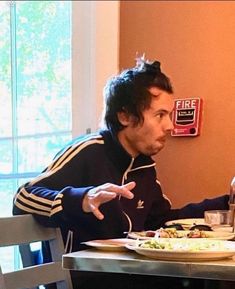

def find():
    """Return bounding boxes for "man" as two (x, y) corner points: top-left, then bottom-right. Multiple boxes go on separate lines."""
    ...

(13, 58), (228, 289)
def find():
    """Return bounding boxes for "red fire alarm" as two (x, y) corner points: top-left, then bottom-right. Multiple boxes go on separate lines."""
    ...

(171, 98), (203, 137)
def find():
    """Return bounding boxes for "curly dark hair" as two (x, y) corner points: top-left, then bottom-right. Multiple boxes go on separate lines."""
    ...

(103, 58), (173, 133)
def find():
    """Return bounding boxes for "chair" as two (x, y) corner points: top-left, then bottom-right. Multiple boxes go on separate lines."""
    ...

(0, 214), (73, 289)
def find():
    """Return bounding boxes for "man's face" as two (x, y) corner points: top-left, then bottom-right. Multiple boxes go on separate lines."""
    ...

(117, 87), (174, 157)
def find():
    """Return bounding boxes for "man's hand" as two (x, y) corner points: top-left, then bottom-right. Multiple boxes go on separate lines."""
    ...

(82, 182), (135, 220)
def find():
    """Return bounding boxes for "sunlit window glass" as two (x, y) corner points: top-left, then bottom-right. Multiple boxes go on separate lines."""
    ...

(0, 0), (72, 272)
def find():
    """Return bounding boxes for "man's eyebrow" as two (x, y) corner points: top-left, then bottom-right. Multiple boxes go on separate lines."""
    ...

(154, 108), (172, 114)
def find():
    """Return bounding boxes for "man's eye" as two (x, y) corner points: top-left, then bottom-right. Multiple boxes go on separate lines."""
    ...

(156, 113), (165, 119)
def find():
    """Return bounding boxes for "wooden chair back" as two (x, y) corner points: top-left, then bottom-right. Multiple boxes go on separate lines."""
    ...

(0, 214), (73, 289)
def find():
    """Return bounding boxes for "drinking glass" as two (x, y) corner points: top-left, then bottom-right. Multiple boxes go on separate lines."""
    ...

(204, 210), (232, 231)
(229, 176), (235, 232)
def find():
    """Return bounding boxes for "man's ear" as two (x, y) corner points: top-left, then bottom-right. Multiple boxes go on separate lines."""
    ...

(117, 111), (131, 126)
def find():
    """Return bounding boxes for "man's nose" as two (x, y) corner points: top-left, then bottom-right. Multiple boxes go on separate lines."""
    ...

(165, 116), (174, 132)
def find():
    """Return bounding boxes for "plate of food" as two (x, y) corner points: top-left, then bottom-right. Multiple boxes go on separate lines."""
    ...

(127, 228), (235, 241)
(125, 238), (235, 261)
(165, 218), (207, 230)
(82, 238), (135, 251)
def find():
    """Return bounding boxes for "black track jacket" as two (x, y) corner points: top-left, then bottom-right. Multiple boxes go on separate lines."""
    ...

(13, 129), (229, 252)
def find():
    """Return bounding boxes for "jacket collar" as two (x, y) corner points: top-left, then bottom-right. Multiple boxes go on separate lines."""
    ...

(99, 129), (155, 172)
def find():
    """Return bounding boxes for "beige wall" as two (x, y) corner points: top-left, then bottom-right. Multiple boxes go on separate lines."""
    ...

(72, 1), (119, 136)
(119, 1), (235, 208)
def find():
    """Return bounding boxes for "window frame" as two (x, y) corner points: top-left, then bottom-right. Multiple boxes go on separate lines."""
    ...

(72, 1), (119, 136)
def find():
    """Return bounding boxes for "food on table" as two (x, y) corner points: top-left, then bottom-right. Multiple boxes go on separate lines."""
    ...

(138, 238), (227, 251)
(157, 228), (184, 238)
(164, 223), (184, 230)
(131, 228), (209, 239)
(186, 229), (208, 238)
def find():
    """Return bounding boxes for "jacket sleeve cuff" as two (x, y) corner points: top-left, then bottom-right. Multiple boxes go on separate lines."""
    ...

(60, 186), (93, 218)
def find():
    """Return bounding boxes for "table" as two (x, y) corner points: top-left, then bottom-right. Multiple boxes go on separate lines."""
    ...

(62, 249), (235, 282)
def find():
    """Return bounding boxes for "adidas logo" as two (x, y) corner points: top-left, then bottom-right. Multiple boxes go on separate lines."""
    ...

(137, 199), (144, 209)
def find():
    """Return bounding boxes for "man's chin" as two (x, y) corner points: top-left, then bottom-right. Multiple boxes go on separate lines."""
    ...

(148, 146), (164, 157)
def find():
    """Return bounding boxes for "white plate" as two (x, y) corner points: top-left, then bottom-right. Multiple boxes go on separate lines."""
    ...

(212, 225), (234, 233)
(165, 218), (206, 229)
(82, 238), (135, 251)
(128, 230), (235, 241)
(126, 239), (235, 261)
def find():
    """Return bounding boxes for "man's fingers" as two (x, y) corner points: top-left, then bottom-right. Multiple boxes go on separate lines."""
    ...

(122, 181), (136, 198)
(100, 181), (135, 199)
(97, 191), (117, 203)
(84, 182), (136, 220)
(117, 182), (135, 199)
(90, 204), (104, 220)
(123, 181), (136, 190)
(88, 192), (116, 220)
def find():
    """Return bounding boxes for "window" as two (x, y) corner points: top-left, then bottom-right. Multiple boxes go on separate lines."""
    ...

(0, 0), (72, 216)
(0, 0), (119, 272)
(0, 0), (72, 271)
